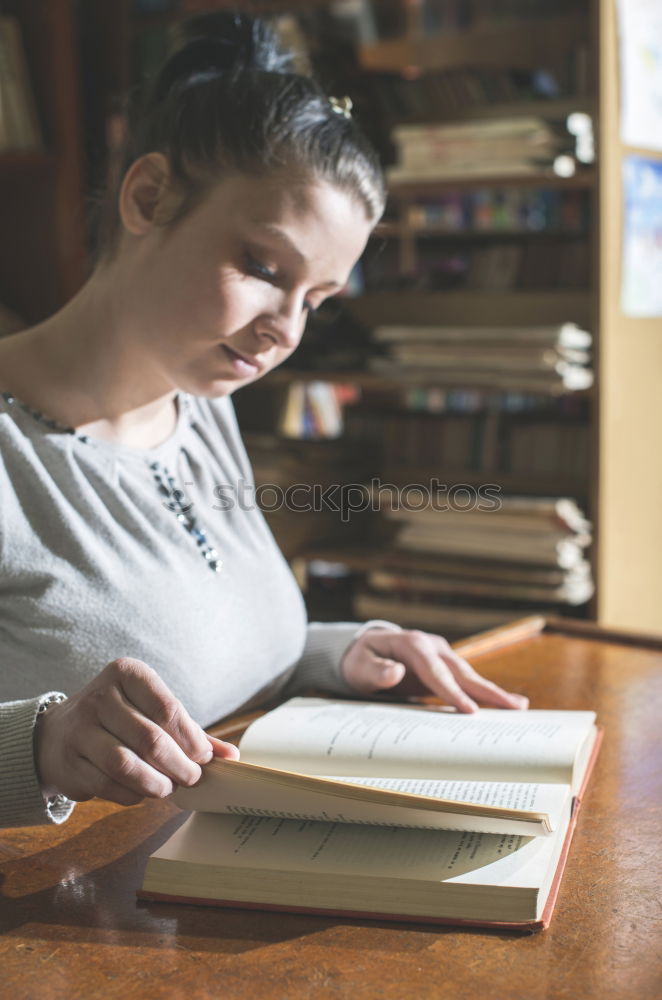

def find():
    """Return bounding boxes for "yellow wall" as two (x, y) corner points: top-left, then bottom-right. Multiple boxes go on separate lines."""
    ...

(597, 0), (662, 632)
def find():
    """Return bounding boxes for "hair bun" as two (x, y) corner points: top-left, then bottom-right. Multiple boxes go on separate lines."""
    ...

(152, 12), (296, 104)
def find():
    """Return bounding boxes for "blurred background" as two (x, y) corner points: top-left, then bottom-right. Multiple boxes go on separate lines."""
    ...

(1, 0), (660, 639)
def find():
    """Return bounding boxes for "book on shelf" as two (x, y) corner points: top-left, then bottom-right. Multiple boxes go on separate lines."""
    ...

(392, 524), (588, 569)
(365, 566), (592, 606)
(361, 494), (595, 619)
(368, 358), (593, 392)
(385, 345), (590, 369)
(378, 494), (591, 535)
(277, 380), (347, 439)
(140, 696), (601, 929)
(387, 116), (577, 184)
(383, 498), (591, 569)
(353, 593), (558, 633)
(464, 243), (523, 291)
(371, 323), (592, 349)
(392, 117), (567, 143)
(368, 322), (593, 390)
(387, 160), (560, 184)
(403, 187), (587, 235)
(0, 16), (44, 152)
(344, 400), (590, 487)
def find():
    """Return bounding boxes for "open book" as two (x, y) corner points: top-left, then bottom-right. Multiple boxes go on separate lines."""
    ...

(140, 698), (600, 929)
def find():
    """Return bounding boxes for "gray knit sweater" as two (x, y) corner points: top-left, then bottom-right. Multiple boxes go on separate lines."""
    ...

(0, 391), (394, 827)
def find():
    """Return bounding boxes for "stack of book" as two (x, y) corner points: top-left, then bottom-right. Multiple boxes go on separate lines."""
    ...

(387, 117), (573, 185)
(368, 323), (593, 393)
(354, 495), (593, 635)
(0, 16), (43, 152)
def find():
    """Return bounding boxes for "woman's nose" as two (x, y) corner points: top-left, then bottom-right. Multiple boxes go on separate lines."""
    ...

(256, 295), (306, 351)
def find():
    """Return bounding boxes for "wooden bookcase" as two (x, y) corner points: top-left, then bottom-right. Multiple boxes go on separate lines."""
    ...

(0, 0), (87, 323)
(232, 1), (602, 632)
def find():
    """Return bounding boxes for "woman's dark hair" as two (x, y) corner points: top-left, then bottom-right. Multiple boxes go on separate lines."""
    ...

(94, 11), (385, 262)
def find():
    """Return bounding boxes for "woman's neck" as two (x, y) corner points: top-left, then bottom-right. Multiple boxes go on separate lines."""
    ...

(0, 269), (179, 447)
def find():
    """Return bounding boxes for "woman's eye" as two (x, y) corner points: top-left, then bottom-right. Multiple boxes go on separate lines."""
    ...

(246, 252), (321, 315)
(246, 254), (276, 281)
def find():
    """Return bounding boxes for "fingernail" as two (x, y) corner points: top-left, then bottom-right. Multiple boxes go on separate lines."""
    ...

(200, 747), (213, 763)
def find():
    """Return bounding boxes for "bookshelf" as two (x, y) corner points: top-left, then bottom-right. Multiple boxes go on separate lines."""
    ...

(231, 0), (600, 636)
(359, 14), (589, 74)
(0, 0), (87, 323)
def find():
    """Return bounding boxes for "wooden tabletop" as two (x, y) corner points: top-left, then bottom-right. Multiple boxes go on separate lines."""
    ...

(1, 618), (661, 1000)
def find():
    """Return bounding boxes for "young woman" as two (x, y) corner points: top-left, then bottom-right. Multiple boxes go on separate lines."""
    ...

(0, 13), (527, 828)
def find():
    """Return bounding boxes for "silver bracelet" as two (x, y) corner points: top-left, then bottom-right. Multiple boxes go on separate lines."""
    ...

(36, 693), (75, 820)
(37, 691), (67, 714)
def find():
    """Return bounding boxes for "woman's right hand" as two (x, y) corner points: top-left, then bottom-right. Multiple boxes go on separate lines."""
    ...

(34, 657), (239, 806)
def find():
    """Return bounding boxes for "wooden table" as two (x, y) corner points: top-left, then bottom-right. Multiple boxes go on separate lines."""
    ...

(1, 618), (661, 1000)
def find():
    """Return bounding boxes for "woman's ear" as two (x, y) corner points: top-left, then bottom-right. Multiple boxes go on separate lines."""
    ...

(118, 152), (176, 237)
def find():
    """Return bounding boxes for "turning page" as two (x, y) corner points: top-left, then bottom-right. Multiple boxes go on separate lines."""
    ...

(171, 758), (571, 836)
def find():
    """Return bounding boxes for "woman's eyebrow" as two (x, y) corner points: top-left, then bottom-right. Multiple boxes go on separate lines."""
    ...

(248, 222), (343, 289)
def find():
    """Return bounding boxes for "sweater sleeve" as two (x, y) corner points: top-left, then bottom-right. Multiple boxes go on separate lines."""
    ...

(282, 619), (403, 698)
(0, 694), (75, 828)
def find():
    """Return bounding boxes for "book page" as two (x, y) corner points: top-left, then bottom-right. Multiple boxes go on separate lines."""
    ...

(154, 807), (568, 893)
(321, 776), (569, 830)
(239, 698), (596, 785)
(171, 760), (569, 837)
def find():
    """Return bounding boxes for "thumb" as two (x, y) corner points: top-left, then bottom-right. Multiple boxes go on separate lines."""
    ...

(207, 735), (241, 760)
(369, 657), (407, 691)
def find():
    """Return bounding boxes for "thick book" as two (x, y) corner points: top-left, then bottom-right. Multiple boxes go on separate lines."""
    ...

(140, 698), (600, 930)
(367, 357), (594, 392)
(365, 567), (594, 606)
(370, 323), (592, 349)
(353, 594), (555, 633)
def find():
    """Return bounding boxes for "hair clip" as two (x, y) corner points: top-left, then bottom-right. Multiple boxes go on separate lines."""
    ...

(329, 95), (353, 120)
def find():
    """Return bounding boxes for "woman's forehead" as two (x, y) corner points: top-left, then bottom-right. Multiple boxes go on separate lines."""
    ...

(201, 174), (371, 265)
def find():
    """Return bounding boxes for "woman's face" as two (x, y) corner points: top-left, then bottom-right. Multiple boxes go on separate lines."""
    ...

(120, 169), (373, 397)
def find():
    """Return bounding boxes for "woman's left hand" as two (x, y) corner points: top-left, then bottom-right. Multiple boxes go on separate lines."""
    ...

(341, 627), (529, 713)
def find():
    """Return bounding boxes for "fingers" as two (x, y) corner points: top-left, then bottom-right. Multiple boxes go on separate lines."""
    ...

(401, 632), (480, 712)
(93, 684), (207, 787)
(349, 655), (407, 695)
(343, 629), (529, 713)
(35, 658), (223, 808)
(208, 735), (241, 760)
(66, 754), (146, 807)
(431, 640), (529, 710)
(109, 658), (213, 765)
(82, 724), (178, 799)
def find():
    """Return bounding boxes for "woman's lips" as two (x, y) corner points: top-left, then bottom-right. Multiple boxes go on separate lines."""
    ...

(220, 344), (262, 376)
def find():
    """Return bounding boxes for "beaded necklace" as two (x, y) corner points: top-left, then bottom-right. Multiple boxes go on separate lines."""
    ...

(0, 391), (222, 573)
